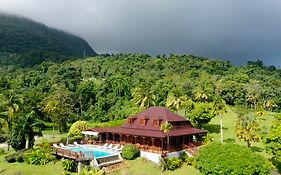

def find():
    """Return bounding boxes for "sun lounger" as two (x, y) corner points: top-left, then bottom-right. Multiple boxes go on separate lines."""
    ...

(59, 143), (67, 148)
(105, 144), (114, 150)
(117, 145), (124, 151)
(74, 142), (80, 146)
(68, 143), (75, 147)
(111, 144), (121, 151)
(53, 143), (60, 148)
(100, 143), (109, 149)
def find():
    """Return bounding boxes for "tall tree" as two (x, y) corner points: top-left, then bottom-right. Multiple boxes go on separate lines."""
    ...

(0, 90), (23, 150)
(22, 111), (43, 149)
(43, 85), (73, 133)
(0, 90), (23, 130)
(8, 112), (43, 150)
(166, 87), (188, 112)
(213, 98), (227, 143)
(160, 121), (173, 152)
(188, 102), (216, 128)
(235, 113), (261, 147)
(132, 82), (155, 109)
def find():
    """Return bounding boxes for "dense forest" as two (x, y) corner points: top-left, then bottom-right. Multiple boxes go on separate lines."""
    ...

(0, 13), (96, 67)
(0, 54), (280, 132)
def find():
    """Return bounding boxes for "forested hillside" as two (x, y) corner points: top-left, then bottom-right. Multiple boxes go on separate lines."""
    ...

(0, 54), (280, 132)
(0, 13), (96, 67)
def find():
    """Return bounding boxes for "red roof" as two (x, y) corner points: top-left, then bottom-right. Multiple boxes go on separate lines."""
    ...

(89, 126), (206, 138)
(122, 107), (190, 131)
(87, 107), (207, 138)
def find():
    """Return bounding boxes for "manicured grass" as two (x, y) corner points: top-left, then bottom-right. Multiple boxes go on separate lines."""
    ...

(110, 158), (199, 175)
(35, 130), (68, 145)
(0, 150), (67, 175)
(205, 108), (276, 158)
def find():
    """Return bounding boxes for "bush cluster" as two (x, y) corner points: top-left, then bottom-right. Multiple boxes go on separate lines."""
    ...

(196, 142), (271, 175)
(0, 148), (5, 155)
(4, 149), (30, 163)
(25, 146), (55, 165)
(160, 157), (182, 171)
(62, 159), (77, 172)
(80, 167), (105, 175)
(121, 144), (140, 160)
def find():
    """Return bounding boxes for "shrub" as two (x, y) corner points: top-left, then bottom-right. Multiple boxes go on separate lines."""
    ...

(68, 121), (88, 137)
(179, 152), (188, 162)
(196, 142), (271, 175)
(25, 146), (55, 165)
(4, 149), (31, 163)
(62, 171), (71, 175)
(186, 157), (195, 166)
(0, 148), (5, 155)
(5, 153), (16, 163)
(264, 123), (281, 163)
(121, 144), (140, 160)
(16, 156), (24, 163)
(160, 157), (182, 171)
(80, 167), (105, 175)
(62, 159), (77, 172)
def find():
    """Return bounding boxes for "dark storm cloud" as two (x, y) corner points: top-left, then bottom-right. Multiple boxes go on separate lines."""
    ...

(0, 0), (281, 66)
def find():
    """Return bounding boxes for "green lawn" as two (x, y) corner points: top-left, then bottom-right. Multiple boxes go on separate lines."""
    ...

(35, 129), (68, 145)
(110, 158), (199, 175)
(0, 151), (65, 175)
(205, 108), (276, 158)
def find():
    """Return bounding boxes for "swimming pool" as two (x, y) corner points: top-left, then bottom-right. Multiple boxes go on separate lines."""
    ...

(67, 146), (112, 158)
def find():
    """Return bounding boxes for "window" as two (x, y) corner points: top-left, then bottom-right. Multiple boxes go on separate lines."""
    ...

(140, 119), (147, 126)
(127, 117), (137, 124)
(153, 119), (160, 127)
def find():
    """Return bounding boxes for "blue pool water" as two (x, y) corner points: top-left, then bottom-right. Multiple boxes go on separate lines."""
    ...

(67, 146), (112, 158)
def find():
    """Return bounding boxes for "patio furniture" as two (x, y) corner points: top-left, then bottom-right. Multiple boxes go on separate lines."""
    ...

(74, 142), (80, 146)
(104, 144), (114, 150)
(117, 145), (124, 151)
(53, 143), (60, 148)
(111, 144), (120, 151)
(100, 143), (109, 149)
(59, 143), (67, 148)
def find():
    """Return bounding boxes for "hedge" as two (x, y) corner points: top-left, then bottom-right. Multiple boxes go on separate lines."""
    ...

(196, 142), (271, 175)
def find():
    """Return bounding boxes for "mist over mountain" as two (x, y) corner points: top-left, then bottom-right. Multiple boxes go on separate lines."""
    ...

(0, 13), (96, 67)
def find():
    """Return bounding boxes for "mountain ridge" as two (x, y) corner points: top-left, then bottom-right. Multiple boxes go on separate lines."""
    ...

(0, 13), (97, 67)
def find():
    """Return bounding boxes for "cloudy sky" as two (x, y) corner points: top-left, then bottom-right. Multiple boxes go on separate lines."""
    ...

(0, 0), (281, 66)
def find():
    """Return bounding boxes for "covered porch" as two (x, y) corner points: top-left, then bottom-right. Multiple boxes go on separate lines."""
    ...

(82, 130), (205, 153)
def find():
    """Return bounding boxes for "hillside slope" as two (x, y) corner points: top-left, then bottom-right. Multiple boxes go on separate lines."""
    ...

(0, 13), (96, 66)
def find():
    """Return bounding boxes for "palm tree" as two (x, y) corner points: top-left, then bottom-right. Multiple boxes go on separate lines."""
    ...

(0, 90), (23, 150)
(43, 85), (73, 134)
(132, 83), (155, 109)
(213, 98), (227, 143)
(264, 100), (277, 111)
(246, 93), (260, 109)
(0, 90), (23, 130)
(194, 86), (209, 102)
(43, 98), (62, 136)
(166, 87), (188, 113)
(22, 111), (43, 149)
(160, 121), (173, 152)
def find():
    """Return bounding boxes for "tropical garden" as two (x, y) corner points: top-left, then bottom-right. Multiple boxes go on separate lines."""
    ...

(0, 54), (280, 174)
